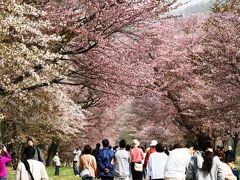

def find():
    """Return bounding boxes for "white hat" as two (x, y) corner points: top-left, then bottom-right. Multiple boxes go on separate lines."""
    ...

(133, 139), (140, 147)
(150, 140), (158, 146)
(227, 146), (232, 150)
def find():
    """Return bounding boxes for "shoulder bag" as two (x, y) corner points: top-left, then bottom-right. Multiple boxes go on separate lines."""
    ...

(23, 160), (35, 180)
(134, 162), (143, 172)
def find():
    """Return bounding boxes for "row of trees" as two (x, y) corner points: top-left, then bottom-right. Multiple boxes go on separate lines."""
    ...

(0, 0), (239, 164)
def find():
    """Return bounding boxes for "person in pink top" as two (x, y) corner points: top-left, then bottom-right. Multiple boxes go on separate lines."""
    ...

(0, 144), (12, 180)
(130, 139), (144, 180)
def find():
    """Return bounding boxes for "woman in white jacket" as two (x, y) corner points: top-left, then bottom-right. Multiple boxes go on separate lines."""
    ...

(195, 149), (224, 180)
(186, 140), (224, 180)
(16, 146), (49, 180)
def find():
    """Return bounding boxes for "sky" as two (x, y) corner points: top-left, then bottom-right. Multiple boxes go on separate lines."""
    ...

(179, 0), (211, 6)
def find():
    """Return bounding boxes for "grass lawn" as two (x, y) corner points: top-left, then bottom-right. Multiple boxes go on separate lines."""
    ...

(8, 166), (80, 180)
(7, 164), (240, 179)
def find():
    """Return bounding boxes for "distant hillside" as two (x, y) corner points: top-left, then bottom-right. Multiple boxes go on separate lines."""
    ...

(169, 0), (213, 16)
(182, 1), (213, 16)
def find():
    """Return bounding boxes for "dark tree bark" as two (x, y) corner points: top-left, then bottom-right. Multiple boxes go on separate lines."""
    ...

(233, 133), (239, 161)
(46, 139), (60, 166)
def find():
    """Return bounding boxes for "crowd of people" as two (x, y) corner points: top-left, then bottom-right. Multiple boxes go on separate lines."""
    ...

(73, 136), (239, 180)
(0, 135), (239, 180)
(0, 137), (48, 180)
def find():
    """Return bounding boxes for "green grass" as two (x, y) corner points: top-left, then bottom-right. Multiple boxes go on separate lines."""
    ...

(8, 166), (80, 180)
(7, 164), (240, 179)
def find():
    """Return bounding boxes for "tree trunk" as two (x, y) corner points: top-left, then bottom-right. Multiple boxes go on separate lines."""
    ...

(233, 133), (239, 161)
(46, 139), (60, 167)
(0, 119), (8, 143)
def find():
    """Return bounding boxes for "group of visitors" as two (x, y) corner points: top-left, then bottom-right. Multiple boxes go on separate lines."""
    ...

(77, 136), (239, 180)
(0, 137), (48, 180)
(0, 135), (239, 180)
(16, 137), (48, 180)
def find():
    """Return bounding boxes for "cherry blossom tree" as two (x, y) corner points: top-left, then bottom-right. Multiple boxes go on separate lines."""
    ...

(0, 0), (69, 97)
(29, 0), (183, 145)
(130, 94), (185, 145)
(5, 0), (240, 154)
(212, 0), (240, 13)
(34, 0), (182, 98)
(137, 15), (210, 136)
(77, 15), (210, 145)
(190, 9), (240, 153)
(0, 0), (85, 145)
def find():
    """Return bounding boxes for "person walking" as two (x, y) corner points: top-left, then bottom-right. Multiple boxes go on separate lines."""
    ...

(80, 145), (97, 180)
(191, 147), (223, 180)
(0, 145), (12, 180)
(164, 142), (196, 180)
(53, 152), (61, 176)
(92, 143), (101, 158)
(92, 143), (101, 178)
(16, 146), (48, 180)
(73, 147), (81, 176)
(143, 140), (157, 170)
(97, 139), (115, 180)
(130, 139), (144, 180)
(186, 139), (224, 180)
(114, 139), (131, 180)
(146, 143), (168, 180)
(140, 146), (146, 179)
(214, 151), (236, 180)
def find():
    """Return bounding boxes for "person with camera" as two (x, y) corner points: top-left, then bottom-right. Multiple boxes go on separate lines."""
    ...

(53, 152), (61, 176)
(0, 144), (12, 180)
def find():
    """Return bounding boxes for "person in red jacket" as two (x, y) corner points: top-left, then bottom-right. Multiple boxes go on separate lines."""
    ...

(143, 140), (157, 170)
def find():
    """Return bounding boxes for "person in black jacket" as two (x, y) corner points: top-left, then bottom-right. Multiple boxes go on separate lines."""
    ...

(225, 146), (235, 162)
(92, 143), (101, 178)
(25, 137), (46, 165)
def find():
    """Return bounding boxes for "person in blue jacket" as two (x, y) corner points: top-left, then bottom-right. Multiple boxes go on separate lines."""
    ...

(97, 139), (115, 180)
